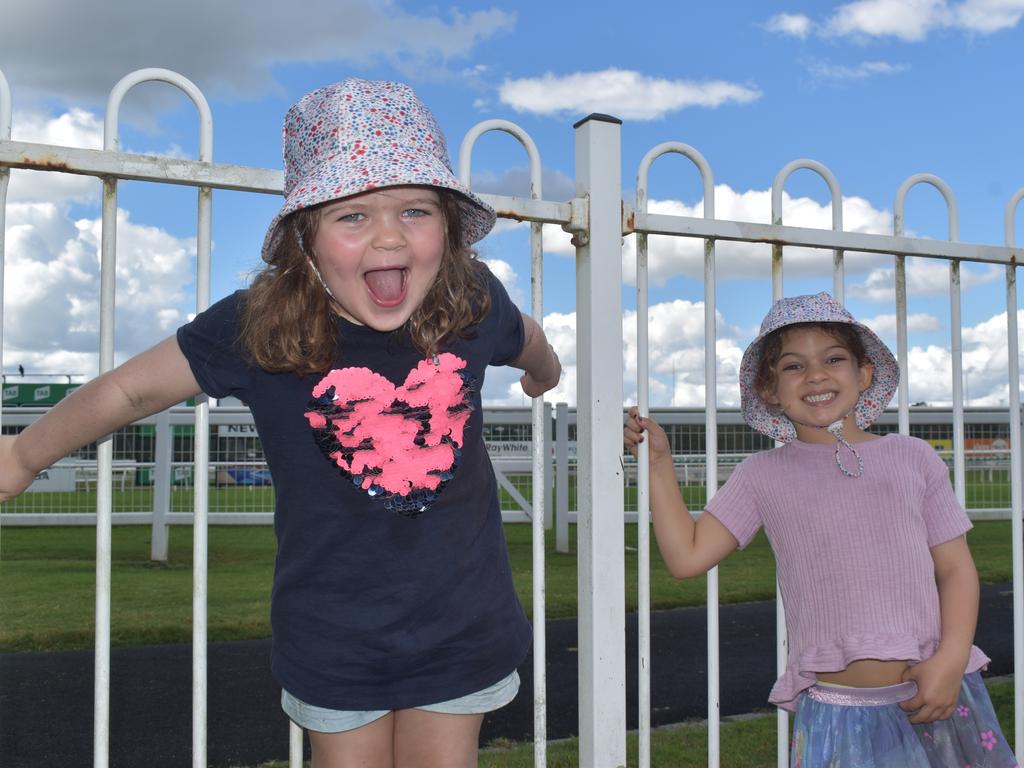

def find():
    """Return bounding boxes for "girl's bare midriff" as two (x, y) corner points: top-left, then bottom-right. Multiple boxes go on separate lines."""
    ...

(816, 659), (910, 687)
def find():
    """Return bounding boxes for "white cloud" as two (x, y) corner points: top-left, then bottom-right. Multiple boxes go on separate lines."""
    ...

(498, 69), (761, 121)
(6, 109), (105, 207)
(904, 310), (1024, 407)
(4, 206), (196, 377)
(623, 300), (746, 407)
(820, 0), (1024, 41)
(617, 186), (893, 284)
(765, 13), (814, 38)
(482, 257), (525, 307)
(538, 183), (897, 283)
(848, 260), (1001, 301)
(472, 166), (575, 202)
(825, 0), (947, 41)
(484, 309), (578, 406)
(805, 59), (910, 80)
(479, 301), (1023, 409)
(0, 0), (515, 112)
(2, 105), (203, 377)
(955, 0), (1024, 32)
(859, 312), (943, 336)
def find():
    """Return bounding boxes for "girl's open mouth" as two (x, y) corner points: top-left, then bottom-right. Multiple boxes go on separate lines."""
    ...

(364, 268), (408, 307)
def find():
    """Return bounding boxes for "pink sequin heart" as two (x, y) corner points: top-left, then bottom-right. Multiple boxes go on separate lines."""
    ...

(304, 353), (471, 515)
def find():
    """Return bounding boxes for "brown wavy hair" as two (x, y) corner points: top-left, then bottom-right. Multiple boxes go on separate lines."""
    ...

(239, 189), (491, 375)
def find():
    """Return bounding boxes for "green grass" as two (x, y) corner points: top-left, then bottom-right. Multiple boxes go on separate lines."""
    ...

(1, 520), (1016, 765)
(0, 526), (275, 651)
(0, 520), (1013, 652)
(1, 485), (276, 513)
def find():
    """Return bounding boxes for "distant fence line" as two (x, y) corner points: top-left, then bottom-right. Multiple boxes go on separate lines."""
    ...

(2, 403), (1018, 528)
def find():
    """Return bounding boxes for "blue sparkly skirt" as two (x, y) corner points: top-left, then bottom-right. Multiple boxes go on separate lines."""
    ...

(790, 672), (1017, 767)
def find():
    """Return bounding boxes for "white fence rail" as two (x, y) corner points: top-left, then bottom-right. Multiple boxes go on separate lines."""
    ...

(2, 66), (1022, 768)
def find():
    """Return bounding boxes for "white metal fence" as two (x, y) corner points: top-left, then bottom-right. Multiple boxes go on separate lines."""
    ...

(2, 404), (1017, 527)
(1, 67), (1022, 768)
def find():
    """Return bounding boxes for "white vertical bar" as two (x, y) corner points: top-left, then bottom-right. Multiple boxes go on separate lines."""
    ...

(1004, 189), (1023, 762)
(95, 172), (117, 768)
(574, 113), (625, 768)
(894, 175), (959, 435)
(703, 239), (721, 768)
(530, 219), (548, 768)
(895, 260), (910, 433)
(0, 68), (10, 442)
(192, 164), (214, 768)
(458, 117), (549, 763)
(104, 68), (214, 768)
(768, 262), (786, 768)
(289, 721), (304, 767)
(635, 224), (651, 768)
(150, 409), (172, 561)
(949, 261), (966, 506)
(1007, 264), (1023, 763)
(769, 160), (841, 767)
(556, 402), (569, 554)
(544, 401), (553, 532)
(769, 252), (786, 767)
(634, 142), (718, 767)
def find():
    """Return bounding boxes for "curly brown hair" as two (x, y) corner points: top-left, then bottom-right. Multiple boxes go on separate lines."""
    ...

(239, 189), (491, 375)
(753, 322), (868, 398)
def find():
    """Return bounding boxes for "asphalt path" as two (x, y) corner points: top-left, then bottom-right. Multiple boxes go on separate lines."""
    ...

(1, 583), (1013, 767)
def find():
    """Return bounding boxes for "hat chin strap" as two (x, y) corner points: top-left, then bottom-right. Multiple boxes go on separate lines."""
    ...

(782, 408), (864, 479)
(307, 257), (338, 301)
(297, 231), (340, 305)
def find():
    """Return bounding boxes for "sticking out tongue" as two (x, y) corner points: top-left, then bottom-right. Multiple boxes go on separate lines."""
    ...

(365, 269), (406, 305)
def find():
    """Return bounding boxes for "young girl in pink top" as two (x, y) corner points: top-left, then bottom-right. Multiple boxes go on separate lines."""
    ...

(624, 292), (1016, 767)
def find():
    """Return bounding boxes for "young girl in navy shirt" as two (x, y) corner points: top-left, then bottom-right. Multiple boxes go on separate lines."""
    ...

(0, 78), (560, 768)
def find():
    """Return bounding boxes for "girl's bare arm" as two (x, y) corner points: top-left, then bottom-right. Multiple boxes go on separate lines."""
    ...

(512, 313), (561, 398)
(624, 407), (738, 578)
(0, 336), (202, 501)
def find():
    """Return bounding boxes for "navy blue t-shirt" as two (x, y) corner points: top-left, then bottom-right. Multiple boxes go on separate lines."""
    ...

(177, 267), (532, 709)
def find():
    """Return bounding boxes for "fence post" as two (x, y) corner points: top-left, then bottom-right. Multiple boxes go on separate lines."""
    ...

(573, 113), (625, 768)
(543, 401), (553, 531)
(556, 402), (569, 553)
(151, 409), (173, 561)
(0, 69), (10, 443)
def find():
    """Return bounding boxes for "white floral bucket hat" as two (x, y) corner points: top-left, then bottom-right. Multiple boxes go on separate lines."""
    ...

(739, 292), (899, 448)
(261, 78), (496, 262)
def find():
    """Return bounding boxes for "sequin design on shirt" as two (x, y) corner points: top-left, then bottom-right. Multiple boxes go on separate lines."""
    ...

(304, 353), (473, 516)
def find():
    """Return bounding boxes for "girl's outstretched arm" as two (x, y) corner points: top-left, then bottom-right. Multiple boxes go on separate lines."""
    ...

(0, 336), (202, 501)
(513, 313), (561, 398)
(624, 407), (738, 579)
(899, 535), (979, 724)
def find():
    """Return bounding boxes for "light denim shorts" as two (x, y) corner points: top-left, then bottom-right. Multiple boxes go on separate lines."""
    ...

(281, 670), (520, 733)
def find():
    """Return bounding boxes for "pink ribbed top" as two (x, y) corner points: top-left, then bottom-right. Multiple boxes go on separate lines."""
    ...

(705, 433), (989, 711)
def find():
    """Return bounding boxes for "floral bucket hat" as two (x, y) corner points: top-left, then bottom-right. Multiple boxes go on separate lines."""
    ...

(261, 78), (496, 262)
(739, 291), (899, 445)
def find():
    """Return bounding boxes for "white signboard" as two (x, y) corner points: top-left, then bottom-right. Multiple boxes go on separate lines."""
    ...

(217, 424), (260, 438)
(485, 440), (578, 458)
(26, 466), (76, 492)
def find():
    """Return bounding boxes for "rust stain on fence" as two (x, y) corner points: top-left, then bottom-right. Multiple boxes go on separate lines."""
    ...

(20, 154), (73, 173)
(494, 207), (529, 223)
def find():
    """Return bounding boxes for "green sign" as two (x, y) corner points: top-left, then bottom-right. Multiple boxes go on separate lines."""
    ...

(2, 383), (81, 406)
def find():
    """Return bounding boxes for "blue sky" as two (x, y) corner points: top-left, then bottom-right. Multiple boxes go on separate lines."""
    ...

(2, 0), (1022, 408)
